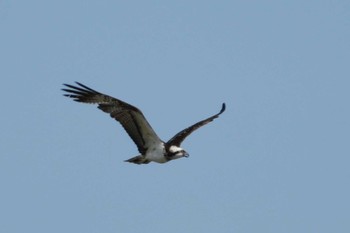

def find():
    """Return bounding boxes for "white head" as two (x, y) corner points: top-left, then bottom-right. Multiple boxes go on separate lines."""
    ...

(167, 145), (189, 160)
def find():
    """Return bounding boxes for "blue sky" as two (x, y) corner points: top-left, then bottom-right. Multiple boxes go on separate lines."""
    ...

(1, 1), (349, 232)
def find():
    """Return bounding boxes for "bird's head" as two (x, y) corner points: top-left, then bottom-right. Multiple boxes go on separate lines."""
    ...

(167, 145), (189, 160)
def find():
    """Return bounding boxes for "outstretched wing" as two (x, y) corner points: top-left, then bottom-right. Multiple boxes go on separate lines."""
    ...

(167, 103), (226, 146)
(62, 82), (162, 154)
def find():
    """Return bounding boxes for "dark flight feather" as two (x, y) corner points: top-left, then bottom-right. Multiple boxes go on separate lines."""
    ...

(62, 82), (161, 154)
(167, 103), (226, 146)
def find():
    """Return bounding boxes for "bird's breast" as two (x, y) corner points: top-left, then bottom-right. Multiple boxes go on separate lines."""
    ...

(145, 143), (167, 163)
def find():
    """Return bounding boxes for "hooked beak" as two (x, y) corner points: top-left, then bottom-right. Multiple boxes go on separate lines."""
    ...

(184, 152), (189, 158)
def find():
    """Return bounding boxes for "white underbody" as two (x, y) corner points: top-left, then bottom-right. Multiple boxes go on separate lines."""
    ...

(145, 142), (167, 163)
(144, 142), (184, 163)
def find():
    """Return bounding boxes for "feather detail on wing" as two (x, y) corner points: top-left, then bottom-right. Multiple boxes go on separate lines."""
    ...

(62, 82), (162, 154)
(167, 103), (226, 146)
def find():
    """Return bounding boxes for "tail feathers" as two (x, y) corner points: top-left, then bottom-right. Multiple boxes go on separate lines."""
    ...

(125, 155), (150, 165)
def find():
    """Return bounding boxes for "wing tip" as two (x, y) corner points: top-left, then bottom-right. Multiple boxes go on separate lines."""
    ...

(219, 102), (226, 114)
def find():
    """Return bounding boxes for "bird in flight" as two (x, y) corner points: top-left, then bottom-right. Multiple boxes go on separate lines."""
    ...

(62, 82), (226, 164)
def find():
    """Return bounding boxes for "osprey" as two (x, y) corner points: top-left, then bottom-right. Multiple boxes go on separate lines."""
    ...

(62, 82), (226, 164)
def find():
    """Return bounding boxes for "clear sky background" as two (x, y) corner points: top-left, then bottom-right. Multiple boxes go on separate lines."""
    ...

(1, 1), (349, 232)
